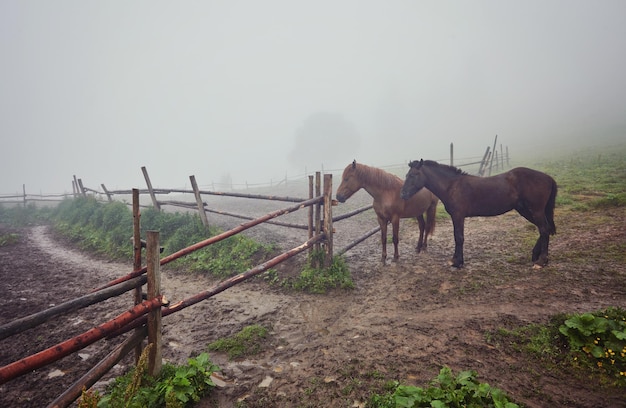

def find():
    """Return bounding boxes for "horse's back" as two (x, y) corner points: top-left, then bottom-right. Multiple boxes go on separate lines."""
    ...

(509, 167), (556, 191)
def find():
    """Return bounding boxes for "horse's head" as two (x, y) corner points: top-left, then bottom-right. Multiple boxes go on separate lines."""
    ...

(400, 159), (426, 200)
(336, 160), (362, 202)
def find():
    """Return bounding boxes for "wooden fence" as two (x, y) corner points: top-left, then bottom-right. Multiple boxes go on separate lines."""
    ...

(0, 174), (334, 407)
(0, 140), (511, 406)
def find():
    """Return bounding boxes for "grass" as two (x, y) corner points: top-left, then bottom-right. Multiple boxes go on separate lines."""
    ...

(284, 250), (354, 293)
(530, 148), (626, 211)
(0, 232), (20, 247)
(207, 324), (269, 359)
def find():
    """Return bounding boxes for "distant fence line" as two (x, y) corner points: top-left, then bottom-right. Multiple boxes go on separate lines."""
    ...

(0, 137), (509, 206)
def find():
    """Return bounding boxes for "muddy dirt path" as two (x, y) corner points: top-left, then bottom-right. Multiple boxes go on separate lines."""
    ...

(1, 200), (625, 407)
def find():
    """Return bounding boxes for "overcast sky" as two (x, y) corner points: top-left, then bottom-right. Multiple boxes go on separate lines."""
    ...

(1, 1), (625, 194)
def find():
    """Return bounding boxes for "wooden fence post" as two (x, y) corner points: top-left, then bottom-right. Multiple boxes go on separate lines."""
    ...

(450, 142), (454, 166)
(314, 172), (322, 267)
(77, 179), (87, 197)
(308, 175), (314, 258)
(141, 166), (161, 211)
(189, 175), (209, 228)
(478, 147), (490, 176)
(488, 134), (498, 176)
(101, 184), (113, 202)
(323, 174), (333, 268)
(22, 184), (26, 208)
(73, 175), (79, 197)
(132, 189), (143, 363)
(146, 230), (162, 376)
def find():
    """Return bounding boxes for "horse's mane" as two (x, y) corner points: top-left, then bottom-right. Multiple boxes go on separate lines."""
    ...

(411, 159), (468, 176)
(355, 163), (402, 188)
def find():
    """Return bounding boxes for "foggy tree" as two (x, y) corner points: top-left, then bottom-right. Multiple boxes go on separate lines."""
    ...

(288, 112), (360, 171)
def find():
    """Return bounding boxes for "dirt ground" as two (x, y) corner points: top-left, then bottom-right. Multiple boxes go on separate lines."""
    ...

(1, 186), (625, 407)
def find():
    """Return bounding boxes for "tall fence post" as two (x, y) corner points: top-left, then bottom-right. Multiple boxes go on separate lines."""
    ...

(132, 189), (143, 363)
(450, 142), (454, 166)
(101, 184), (113, 202)
(73, 175), (79, 198)
(190, 175), (209, 227)
(488, 134), (498, 176)
(308, 175), (314, 258)
(323, 174), (333, 268)
(478, 147), (490, 176)
(314, 172), (322, 268)
(77, 179), (86, 197)
(146, 230), (162, 376)
(142, 166), (161, 211)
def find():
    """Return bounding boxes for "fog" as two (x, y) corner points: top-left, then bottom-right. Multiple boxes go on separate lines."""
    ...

(1, 1), (625, 194)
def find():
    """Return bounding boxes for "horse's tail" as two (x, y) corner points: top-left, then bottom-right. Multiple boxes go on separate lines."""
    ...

(546, 178), (557, 235)
(425, 195), (438, 236)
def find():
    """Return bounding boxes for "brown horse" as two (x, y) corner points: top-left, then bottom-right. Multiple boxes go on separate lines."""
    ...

(336, 160), (439, 264)
(400, 159), (557, 268)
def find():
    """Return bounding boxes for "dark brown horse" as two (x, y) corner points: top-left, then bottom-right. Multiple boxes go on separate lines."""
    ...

(400, 159), (557, 268)
(336, 160), (439, 264)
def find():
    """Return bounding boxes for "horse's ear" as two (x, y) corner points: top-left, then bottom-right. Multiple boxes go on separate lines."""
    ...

(352, 159), (356, 169)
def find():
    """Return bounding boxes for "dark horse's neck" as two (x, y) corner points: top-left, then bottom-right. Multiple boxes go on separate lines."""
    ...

(421, 161), (466, 197)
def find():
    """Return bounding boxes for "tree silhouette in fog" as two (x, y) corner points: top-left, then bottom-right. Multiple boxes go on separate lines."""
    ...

(289, 112), (360, 171)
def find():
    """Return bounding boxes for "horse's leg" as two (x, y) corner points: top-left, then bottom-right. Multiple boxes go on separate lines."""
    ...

(518, 206), (551, 267)
(415, 215), (426, 253)
(450, 215), (465, 267)
(391, 216), (400, 261)
(379, 217), (388, 265)
(533, 225), (551, 267)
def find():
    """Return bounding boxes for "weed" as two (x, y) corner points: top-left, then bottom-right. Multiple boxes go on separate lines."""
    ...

(369, 366), (519, 408)
(89, 351), (219, 408)
(207, 324), (269, 359)
(287, 250), (354, 293)
(559, 307), (626, 385)
(0, 232), (19, 247)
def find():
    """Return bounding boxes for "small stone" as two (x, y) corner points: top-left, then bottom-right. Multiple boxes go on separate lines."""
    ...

(258, 376), (273, 388)
(48, 369), (65, 378)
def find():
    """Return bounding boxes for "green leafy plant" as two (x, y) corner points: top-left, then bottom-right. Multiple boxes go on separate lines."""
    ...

(94, 351), (219, 408)
(288, 250), (354, 293)
(207, 324), (269, 359)
(369, 366), (519, 408)
(559, 307), (626, 385)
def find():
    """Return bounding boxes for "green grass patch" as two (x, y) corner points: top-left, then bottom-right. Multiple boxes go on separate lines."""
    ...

(50, 197), (273, 277)
(532, 148), (626, 211)
(0, 232), (20, 247)
(207, 324), (269, 360)
(0, 203), (53, 226)
(285, 250), (354, 293)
